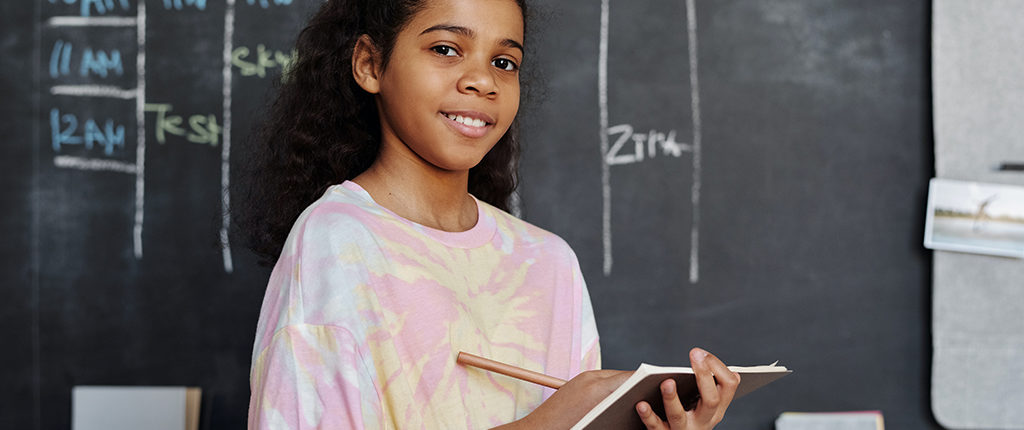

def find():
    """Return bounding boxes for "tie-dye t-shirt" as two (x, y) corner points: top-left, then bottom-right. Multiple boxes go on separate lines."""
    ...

(248, 181), (602, 429)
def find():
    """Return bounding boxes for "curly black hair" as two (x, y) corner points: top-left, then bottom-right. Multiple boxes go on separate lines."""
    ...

(237, 0), (528, 265)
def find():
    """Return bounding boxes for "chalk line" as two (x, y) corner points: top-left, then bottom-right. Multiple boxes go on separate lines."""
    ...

(133, 1), (146, 259)
(54, 155), (137, 173)
(221, 0), (235, 273)
(50, 85), (137, 99)
(599, 0), (612, 276)
(686, 0), (702, 284)
(46, 16), (138, 27)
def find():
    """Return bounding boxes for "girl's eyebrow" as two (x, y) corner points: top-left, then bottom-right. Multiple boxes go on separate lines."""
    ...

(419, 24), (524, 53)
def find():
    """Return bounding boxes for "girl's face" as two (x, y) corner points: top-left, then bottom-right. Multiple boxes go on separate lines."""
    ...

(368, 0), (524, 173)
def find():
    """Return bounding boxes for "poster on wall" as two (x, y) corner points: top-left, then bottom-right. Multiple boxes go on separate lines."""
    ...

(925, 178), (1024, 259)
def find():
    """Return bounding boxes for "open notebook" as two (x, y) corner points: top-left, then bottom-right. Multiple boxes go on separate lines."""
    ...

(571, 362), (791, 429)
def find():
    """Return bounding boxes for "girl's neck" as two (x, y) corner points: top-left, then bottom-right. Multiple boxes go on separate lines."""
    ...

(353, 147), (479, 233)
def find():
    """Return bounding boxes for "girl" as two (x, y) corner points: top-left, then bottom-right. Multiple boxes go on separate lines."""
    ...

(242, 0), (740, 428)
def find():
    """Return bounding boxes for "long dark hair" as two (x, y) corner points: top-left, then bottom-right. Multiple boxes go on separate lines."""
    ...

(237, 0), (528, 265)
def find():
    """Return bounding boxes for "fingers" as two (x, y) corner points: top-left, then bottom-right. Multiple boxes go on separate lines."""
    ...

(690, 348), (719, 425)
(690, 347), (741, 426)
(705, 354), (740, 422)
(635, 401), (667, 430)
(633, 348), (741, 429)
(660, 379), (688, 428)
(636, 379), (686, 430)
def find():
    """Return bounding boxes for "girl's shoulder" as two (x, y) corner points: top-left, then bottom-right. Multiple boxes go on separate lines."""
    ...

(476, 199), (578, 259)
(280, 182), (389, 250)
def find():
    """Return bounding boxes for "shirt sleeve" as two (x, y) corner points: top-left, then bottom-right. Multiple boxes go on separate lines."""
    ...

(249, 205), (385, 430)
(579, 274), (602, 371)
(248, 324), (382, 430)
(568, 246), (602, 372)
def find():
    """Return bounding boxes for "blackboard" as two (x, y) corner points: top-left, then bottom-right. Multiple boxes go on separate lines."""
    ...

(2, 0), (939, 428)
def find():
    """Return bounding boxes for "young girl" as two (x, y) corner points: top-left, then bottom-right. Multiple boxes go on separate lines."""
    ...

(242, 0), (740, 428)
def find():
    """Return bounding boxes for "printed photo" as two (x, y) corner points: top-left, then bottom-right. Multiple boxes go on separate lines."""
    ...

(925, 178), (1024, 258)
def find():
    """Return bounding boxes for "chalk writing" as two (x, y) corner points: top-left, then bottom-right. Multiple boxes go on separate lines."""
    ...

(605, 124), (691, 166)
(232, 44), (295, 78)
(43, 0), (237, 269)
(161, 0), (206, 10)
(597, 0), (704, 282)
(49, 0), (131, 17)
(50, 108), (127, 155)
(144, 103), (222, 146)
(245, 0), (293, 8)
(49, 40), (72, 78)
(50, 40), (125, 78)
(81, 47), (123, 77)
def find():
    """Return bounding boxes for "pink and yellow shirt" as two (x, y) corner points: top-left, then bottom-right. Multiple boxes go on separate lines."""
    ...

(249, 181), (601, 429)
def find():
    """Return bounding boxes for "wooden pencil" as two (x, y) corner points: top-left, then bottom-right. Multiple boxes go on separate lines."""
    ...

(456, 351), (568, 389)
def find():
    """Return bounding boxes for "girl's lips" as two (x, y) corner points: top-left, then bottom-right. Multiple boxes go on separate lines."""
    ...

(439, 112), (493, 138)
(442, 110), (496, 124)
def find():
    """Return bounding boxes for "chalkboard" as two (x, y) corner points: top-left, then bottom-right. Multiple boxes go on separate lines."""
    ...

(2, 0), (939, 428)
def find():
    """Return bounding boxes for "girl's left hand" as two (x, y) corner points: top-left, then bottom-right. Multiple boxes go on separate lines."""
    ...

(634, 347), (740, 429)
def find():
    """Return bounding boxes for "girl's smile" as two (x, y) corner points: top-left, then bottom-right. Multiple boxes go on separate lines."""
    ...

(440, 110), (495, 138)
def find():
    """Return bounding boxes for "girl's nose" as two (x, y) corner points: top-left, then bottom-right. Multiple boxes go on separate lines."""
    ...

(457, 62), (498, 97)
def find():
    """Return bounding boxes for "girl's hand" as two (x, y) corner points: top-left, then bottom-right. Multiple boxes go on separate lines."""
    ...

(635, 348), (740, 429)
(494, 369), (633, 429)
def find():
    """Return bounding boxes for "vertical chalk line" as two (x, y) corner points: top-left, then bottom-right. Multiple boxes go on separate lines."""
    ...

(133, 1), (146, 259)
(220, 0), (235, 273)
(599, 0), (612, 276)
(686, 0), (702, 284)
(32, 1), (42, 428)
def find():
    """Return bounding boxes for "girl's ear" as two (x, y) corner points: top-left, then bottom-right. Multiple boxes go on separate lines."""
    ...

(352, 35), (382, 94)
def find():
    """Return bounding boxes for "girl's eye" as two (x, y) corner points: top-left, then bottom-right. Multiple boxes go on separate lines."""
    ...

(492, 58), (518, 72)
(431, 45), (458, 57)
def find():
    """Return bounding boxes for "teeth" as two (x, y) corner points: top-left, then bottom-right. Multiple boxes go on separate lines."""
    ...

(444, 113), (487, 128)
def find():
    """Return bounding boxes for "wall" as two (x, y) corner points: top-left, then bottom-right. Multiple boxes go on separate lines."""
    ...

(2, 1), (938, 428)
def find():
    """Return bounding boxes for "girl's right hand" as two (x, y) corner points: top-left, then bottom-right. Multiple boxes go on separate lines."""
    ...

(493, 369), (633, 429)
(633, 348), (740, 430)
